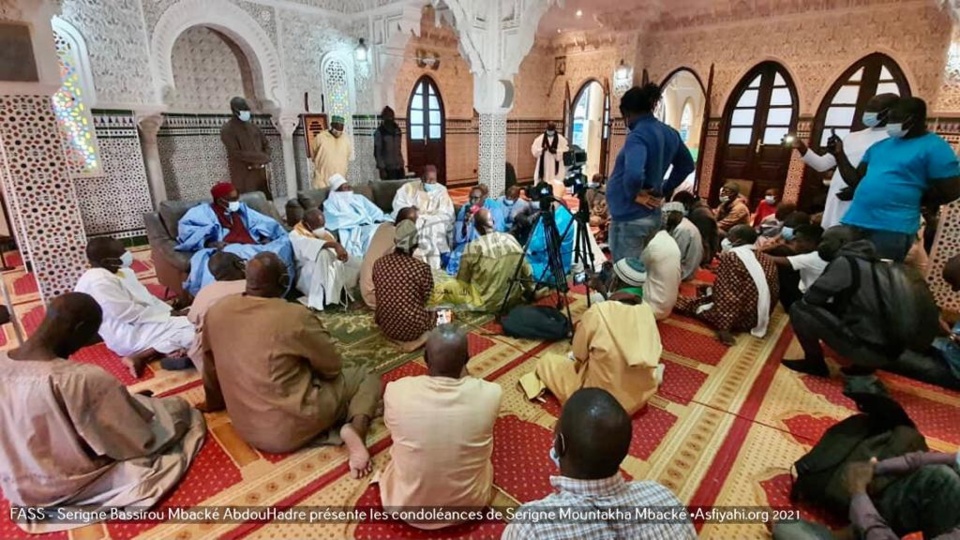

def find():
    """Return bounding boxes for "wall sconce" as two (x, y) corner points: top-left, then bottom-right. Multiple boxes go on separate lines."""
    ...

(416, 49), (441, 70)
(614, 59), (631, 82)
(355, 38), (369, 62)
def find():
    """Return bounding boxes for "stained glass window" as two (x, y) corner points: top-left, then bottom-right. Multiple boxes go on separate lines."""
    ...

(52, 30), (101, 176)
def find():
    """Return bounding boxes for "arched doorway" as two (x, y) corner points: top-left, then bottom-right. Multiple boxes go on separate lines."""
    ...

(659, 68), (707, 192)
(406, 75), (447, 184)
(569, 79), (609, 180)
(799, 53), (911, 206)
(169, 25), (258, 112)
(716, 62), (798, 207)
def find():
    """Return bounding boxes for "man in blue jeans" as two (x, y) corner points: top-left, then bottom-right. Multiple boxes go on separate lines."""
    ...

(836, 97), (960, 261)
(606, 84), (695, 264)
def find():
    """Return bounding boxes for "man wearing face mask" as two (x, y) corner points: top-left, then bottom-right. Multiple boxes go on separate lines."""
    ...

(498, 185), (532, 231)
(663, 201), (703, 282)
(532, 121), (569, 198)
(391, 165), (455, 269)
(311, 115), (354, 189)
(446, 186), (505, 275)
(676, 225), (780, 345)
(290, 208), (360, 311)
(176, 182), (293, 296)
(715, 182), (751, 235)
(219, 96), (273, 199)
(502, 388), (695, 540)
(836, 97), (960, 262)
(793, 94), (899, 229)
(75, 237), (195, 377)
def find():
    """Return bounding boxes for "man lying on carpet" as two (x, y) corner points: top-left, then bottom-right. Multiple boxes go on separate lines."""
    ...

(533, 277), (663, 415)
(774, 452), (960, 539)
(200, 252), (380, 478)
(377, 325), (501, 530)
(0, 293), (205, 534)
(502, 388), (696, 540)
(372, 219), (436, 352)
(76, 237), (195, 377)
(187, 251), (246, 371)
(782, 227), (958, 393)
(290, 208), (360, 311)
(176, 182), (293, 296)
(675, 224), (780, 345)
(360, 206), (418, 309)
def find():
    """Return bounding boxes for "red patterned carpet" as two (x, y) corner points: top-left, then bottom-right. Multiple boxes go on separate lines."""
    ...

(0, 251), (957, 539)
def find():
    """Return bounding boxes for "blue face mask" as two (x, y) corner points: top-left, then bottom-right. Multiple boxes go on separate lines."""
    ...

(862, 112), (880, 128)
(238, 110), (251, 122)
(502, 198), (516, 207)
(781, 226), (795, 242)
(886, 123), (907, 139)
(423, 182), (438, 193)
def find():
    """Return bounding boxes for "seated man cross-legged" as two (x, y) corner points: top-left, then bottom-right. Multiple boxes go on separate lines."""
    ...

(176, 182), (293, 296)
(186, 251), (247, 371)
(372, 219), (436, 351)
(75, 237), (195, 377)
(323, 173), (390, 258)
(456, 208), (533, 312)
(290, 208), (360, 310)
(360, 206), (418, 309)
(378, 325), (502, 529)
(201, 252), (380, 477)
(502, 388), (695, 539)
(676, 224), (780, 345)
(390, 164), (455, 269)
(0, 293), (206, 534)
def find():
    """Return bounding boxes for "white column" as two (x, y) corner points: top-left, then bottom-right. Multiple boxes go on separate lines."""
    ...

(272, 113), (300, 202)
(134, 112), (168, 208)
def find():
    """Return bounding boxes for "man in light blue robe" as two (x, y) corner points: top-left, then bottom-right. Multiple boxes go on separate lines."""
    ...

(526, 202), (576, 286)
(322, 174), (390, 258)
(176, 182), (293, 296)
(445, 186), (505, 275)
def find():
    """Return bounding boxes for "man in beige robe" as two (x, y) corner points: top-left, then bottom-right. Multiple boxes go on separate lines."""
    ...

(187, 251), (247, 371)
(360, 207), (418, 309)
(378, 325), (501, 529)
(535, 292), (662, 415)
(311, 115), (354, 188)
(0, 293), (205, 533)
(290, 208), (360, 310)
(390, 165), (455, 269)
(201, 252), (380, 478)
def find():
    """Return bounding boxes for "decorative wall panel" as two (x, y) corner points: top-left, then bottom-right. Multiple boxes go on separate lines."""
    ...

(73, 112), (153, 239)
(276, 9), (355, 115)
(350, 115), (379, 184)
(0, 95), (88, 300)
(158, 114), (286, 201)
(169, 25), (257, 112)
(478, 113), (508, 196)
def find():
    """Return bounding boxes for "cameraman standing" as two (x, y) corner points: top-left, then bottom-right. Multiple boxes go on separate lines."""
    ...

(791, 93), (898, 229)
(606, 84), (694, 264)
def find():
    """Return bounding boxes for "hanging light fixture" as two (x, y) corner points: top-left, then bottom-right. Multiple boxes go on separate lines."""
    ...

(614, 59), (630, 82)
(355, 38), (369, 62)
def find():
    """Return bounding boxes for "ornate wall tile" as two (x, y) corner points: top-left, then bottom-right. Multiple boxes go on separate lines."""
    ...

(276, 9), (355, 115)
(60, 0), (154, 105)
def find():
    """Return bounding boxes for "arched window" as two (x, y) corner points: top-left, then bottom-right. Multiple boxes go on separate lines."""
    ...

(51, 19), (101, 176)
(680, 100), (694, 143)
(321, 55), (354, 120)
(406, 76), (446, 183)
(812, 53), (910, 147)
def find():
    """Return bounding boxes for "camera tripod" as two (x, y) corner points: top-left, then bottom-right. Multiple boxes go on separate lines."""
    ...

(497, 192), (597, 339)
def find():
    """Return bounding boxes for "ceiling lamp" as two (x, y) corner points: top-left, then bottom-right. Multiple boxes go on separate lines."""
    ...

(615, 59), (631, 82)
(355, 38), (369, 62)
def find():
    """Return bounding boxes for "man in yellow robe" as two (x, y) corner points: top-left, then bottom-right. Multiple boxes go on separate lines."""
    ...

(535, 292), (663, 415)
(311, 115), (354, 188)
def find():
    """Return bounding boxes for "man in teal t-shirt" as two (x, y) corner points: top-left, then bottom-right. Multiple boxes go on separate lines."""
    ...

(836, 97), (960, 261)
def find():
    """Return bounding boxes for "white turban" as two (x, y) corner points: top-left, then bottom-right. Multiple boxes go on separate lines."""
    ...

(328, 174), (348, 192)
(662, 202), (687, 215)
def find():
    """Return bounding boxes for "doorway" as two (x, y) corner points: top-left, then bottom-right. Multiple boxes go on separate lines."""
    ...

(406, 75), (447, 184)
(716, 62), (798, 208)
(658, 68), (706, 193)
(570, 80), (606, 180)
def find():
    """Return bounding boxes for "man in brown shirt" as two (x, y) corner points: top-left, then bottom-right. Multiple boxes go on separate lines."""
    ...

(715, 182), (751, 235)
(219, 96), (273, 199)
(186, 251), (247, 371)
(201, 252), (380, 478)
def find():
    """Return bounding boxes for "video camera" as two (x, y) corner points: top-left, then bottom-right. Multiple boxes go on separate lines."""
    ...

(562, 145), (588, 194)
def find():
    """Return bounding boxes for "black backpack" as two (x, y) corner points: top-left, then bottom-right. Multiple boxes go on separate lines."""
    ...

(841, 256), (939, 354)
(501, 306), (571, 341)
(791, 393), (928, 515)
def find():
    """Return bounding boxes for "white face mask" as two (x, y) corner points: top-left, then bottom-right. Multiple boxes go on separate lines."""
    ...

(721, 238), (734, 253)
(312, 227), (327, 238)
(546, 130), (556, 137)
(549, 446), (560, 468)
(423, 182), (439, 193)
(764, 196), (776, 205)
(886, 123), (907, 139)
(120, 251), (134, 268)
(330, 128), (342, 137)
(238, 110), (251, 122)
(227, 201), (241, 213)
(862, 112), (881, 128)
(719, 195), (730, 204)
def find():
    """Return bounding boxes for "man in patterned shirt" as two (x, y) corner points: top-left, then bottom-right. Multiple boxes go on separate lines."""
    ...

(372, 219), (436, 351)
(502, 388), (696, 540)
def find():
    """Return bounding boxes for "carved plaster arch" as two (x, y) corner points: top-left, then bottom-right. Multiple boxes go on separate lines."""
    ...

(150, 0), (287, 110)
(716, 56), (804, 117)
(810, 49), (918, 114)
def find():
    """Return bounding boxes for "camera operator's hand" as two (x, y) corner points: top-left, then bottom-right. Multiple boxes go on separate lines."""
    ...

(791, 136), (808, 155)
(828, 138), (844, 157)
(634, 190), (663, 210)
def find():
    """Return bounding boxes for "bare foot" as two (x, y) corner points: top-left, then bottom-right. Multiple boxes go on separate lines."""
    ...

(398, 332), (429, 353)
(340, 423), (372, 479)
(122, 356), (145, 378)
